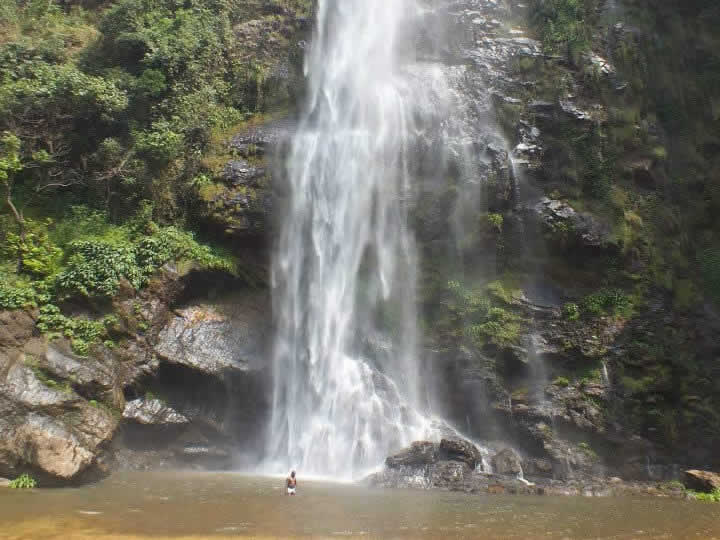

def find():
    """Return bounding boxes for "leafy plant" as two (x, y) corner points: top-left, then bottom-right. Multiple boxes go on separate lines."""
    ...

(9, 474), (36, 489)
(56, 240), (141, 298)
(530, 0), (594, 60)
(37, 305), (116, 356)
(581, 288), (630, 318)
(0, 282), (41, 310)
(689, 488), (720, 502)
(562, 302), (580, 321)
(3, 219), (62, 278)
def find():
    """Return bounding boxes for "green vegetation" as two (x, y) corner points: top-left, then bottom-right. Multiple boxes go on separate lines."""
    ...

(577, 441), (598, 461)
(562, 302), (580, 321)
(8, 473), (36, 489)
(529, 0), (597, 61)
(689, 489), (720, 502)
(442, 279), (525, 348)
(0, 204), (236, 354)
(28, 363), (73, 393)
(580, 288), (630, 318)
(527, 0), (720, 311)
(0, 0), (308, 347)
(552, 376), (570, 387)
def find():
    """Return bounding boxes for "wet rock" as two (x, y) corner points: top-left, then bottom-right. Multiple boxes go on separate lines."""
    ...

(229, 118), (296, 157)
(222, 159), (265, 186)
(386, 441), (439, 468)
(175, 443), (232, 469)
(533, 197), (614, 250)
(41, 344), (115, 397)
(683, 470), (720, 493)
(439, 438), (482, 469)
(491, 448), (523, 476)
(155, 293), (269, 376)
(429, 460), (471, 487)
(123, 398), (189, 425)
(627, 157), (659, 188)
(583, 52), (616, 77)
(178, 444), (229, 458)
(529, 100), (555, 113)
(196, 178), (271, 238)
(523, 457), (553, 477)
(559, 99), (593, 122)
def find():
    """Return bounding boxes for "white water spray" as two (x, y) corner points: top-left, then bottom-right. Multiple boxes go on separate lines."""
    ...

(266, 0), (447, 479)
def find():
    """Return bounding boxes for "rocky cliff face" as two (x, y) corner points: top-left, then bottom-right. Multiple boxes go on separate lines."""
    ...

(1, 0), (718, 486)
(408, 0), (720, 481)
(0, 267), (272, 482)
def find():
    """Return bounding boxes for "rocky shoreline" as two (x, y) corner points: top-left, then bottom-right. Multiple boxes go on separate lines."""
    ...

(365, 439), (718, 500)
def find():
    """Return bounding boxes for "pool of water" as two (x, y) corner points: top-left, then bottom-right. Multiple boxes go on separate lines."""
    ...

(1, 472), (719, 539)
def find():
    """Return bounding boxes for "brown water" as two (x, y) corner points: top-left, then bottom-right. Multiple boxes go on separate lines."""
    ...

(0, 472), (718, 539)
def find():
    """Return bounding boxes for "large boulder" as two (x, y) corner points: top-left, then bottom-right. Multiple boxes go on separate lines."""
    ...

(386, 441), (439, 468)
(491, 448), (523, 476)
(123, 398), (189, 426)
(41, 344), (116, 397)
(222, 159), (265, 187)
(439, 438), (482, 469)
(0, 310), (118, 483)
(429, 460), (470, 487)
(683, 470), (720, 493)
(0, 362), (116, 481)
(229, 118), (296, 157)
(532, 197), (615, 251)
(154, 292), (269, 376)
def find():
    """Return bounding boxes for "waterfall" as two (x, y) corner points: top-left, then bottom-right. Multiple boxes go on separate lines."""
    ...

(266, 0), (442, 479)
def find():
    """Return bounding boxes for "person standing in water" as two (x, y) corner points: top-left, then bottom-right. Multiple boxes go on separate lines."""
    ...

(286, 471), (297, 495)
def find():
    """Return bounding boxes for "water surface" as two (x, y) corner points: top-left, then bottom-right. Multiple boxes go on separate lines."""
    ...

(1, 473), (719, 539)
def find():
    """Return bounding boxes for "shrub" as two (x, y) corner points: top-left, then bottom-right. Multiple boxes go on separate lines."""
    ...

(466, 307), (523, 348)
(562, 302), (580, 321)
(581, 288), (630, 317)
(3, 219), (62, 278)
(553, 376), (570, 387)
(56, 240), (141, 298)
(9, 474), (36, 489)
(529, 0), (594, 60)
(485, 213), (504, 232)
(0, 282), (39, 310)
(690, 488), (720, 502)
(37, 304), (116, 356)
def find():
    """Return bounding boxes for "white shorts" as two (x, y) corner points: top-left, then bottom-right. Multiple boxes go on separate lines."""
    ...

(287, 487), (296, 495)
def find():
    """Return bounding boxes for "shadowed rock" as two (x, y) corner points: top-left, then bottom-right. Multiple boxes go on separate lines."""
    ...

(439, 438), (482, 469)
(491, 448), (523, 476)
(223, 159), (266, 187)
(386, 441), (439, 468)
(154, 293), (269, 376)
(683, 470), (720, 493)
(123, 398), (189, 425)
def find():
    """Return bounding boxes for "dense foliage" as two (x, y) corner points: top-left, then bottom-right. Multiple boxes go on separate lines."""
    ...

(8, 473), (36, 489)
(0, 0), (310, 351)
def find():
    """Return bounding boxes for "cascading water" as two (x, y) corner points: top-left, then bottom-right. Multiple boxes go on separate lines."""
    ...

(266, 0), (445, 479)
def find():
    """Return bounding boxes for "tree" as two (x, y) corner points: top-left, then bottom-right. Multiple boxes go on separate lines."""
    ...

(0, 132), (22, 213)
(0, 132), (26, 270)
